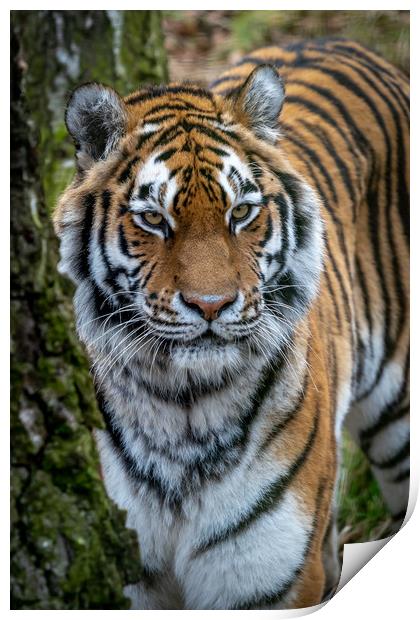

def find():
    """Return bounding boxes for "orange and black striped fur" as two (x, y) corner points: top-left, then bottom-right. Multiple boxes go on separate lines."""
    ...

(54, 38), (409, 609)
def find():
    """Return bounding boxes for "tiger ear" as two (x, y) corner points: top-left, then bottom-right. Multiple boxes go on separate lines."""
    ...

(65, 83), (127, 168)
(230, 65), (285, 143)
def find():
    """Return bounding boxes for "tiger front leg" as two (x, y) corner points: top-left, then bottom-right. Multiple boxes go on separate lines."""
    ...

(174, 489), (327, 610)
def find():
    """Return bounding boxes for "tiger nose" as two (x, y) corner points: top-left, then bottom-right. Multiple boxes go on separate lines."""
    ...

(180, 292), (237, 321)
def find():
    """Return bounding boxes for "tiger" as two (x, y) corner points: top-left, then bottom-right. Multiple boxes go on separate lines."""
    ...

(54, 37), (409, 610)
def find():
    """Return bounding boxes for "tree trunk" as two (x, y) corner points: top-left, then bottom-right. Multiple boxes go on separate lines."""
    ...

(11, 11), (168, 609)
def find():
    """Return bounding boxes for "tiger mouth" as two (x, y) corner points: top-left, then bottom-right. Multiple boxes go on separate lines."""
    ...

(166, 329), (239, 349)
(177, 330), (231, 347)
(117, 315), (257, 354)
(147, 329), (253, 359)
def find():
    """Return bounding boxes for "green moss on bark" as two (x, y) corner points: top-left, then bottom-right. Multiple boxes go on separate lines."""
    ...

(11, 11), (168, 609)
(13, 10), (168, 213)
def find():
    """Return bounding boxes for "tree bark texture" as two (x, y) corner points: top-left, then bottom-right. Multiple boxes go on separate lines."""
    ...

(11, 11), (168, 609)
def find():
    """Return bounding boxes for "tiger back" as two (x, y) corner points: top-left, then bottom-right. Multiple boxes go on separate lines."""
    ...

(211, 37), (410, 526)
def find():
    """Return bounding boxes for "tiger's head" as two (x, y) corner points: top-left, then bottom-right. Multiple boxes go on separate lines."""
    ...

(54, 66), (323, 382)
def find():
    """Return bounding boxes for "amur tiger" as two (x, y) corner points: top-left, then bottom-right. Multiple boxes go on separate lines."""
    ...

(54, 38), (409, 610)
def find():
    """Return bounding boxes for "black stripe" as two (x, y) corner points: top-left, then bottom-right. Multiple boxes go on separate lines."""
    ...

(245, 153), (264, 180)
(281, 126), (338, 200)
(369, 438), (409, 470)
(359, 355), (409, 448)
(232, 476), (327, 610)
(144, 102), (214, 117)
(328, 339), (338, 426)
(200, 178), (218, 203)
(149, 125), (182, 150)
(258, 369), (309, 453)
(95, 345), (289, 509)
(138, 183), (153, 201)
(228, 165), (244, 191)
(98, 190), (121, 292)
(267, 269), (309, 313)
(241, 179), (259, 195)
(196, 154), (223, 170)
(118, 222), (132, 258)
(154, 147), (177, 163)
(273, 169), (301, 205)
(210, 75), (243, 88)
(95, 388), (183, 509)
(128, 264), (141, 279)
(160, 344), (289, 499)
(325, 237), (353, 328)
(206, 145), (229, 158)
(133, 418), (245, 479)
(169, 166), (181, 180)
(142, 113), (176, 124)
(124, 178), (135, 203)
(355, 257), (373, 348)
(323, 268), (341, 327)
(183, 111), (221, 123)
(258, 211), (273, 248)
(91, 280), (134, 321)
(271, 193), (290, 269)
(136, 129), (159, 151)
(181, 120), (239, 146)
(126, 85), (215, 106)
(360, 401), (409, 446)
(354, 257), (373, 392)
(359, 171), (393, 395)
(294, 204), (312, 250)
(391, 508), (407, 522)
(280, 138), (353, 327)
(141, 261), (157, 288)
(285, 90), (365, 169)
(117, 156), (140, 184)
(139, 565), (160, 588)
(299, 119), (358, 220)
(79, 193), (95, 278)
(355, 336), (367, 390)
(235, 55), (285, 68)
(393, 469), (410, 483)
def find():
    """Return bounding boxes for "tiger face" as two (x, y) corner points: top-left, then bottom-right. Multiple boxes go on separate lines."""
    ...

(55, 67), (323, 378)
(121, 141), (264, 340)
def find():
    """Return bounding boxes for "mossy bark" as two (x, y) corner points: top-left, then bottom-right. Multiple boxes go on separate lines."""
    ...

(11, 11), (167, 609)
(12, 10), (168, 214)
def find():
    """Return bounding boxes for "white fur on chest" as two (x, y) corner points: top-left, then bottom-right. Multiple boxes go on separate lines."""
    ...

(94, 351), (311, 609)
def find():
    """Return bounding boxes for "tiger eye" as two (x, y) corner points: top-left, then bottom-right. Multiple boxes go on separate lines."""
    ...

(143, 211), (164, 226)
(231, 204), (251, 221)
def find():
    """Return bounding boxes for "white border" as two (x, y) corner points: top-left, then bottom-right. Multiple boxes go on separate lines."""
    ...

(5, 3), (417, 617)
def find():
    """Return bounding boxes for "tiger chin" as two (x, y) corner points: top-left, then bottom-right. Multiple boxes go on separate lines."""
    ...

(54, 38), (409, 610)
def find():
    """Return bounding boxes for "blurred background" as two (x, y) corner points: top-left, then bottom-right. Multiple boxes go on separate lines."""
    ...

(163, 10), (409, 83)
(11, 10), (409, 609)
